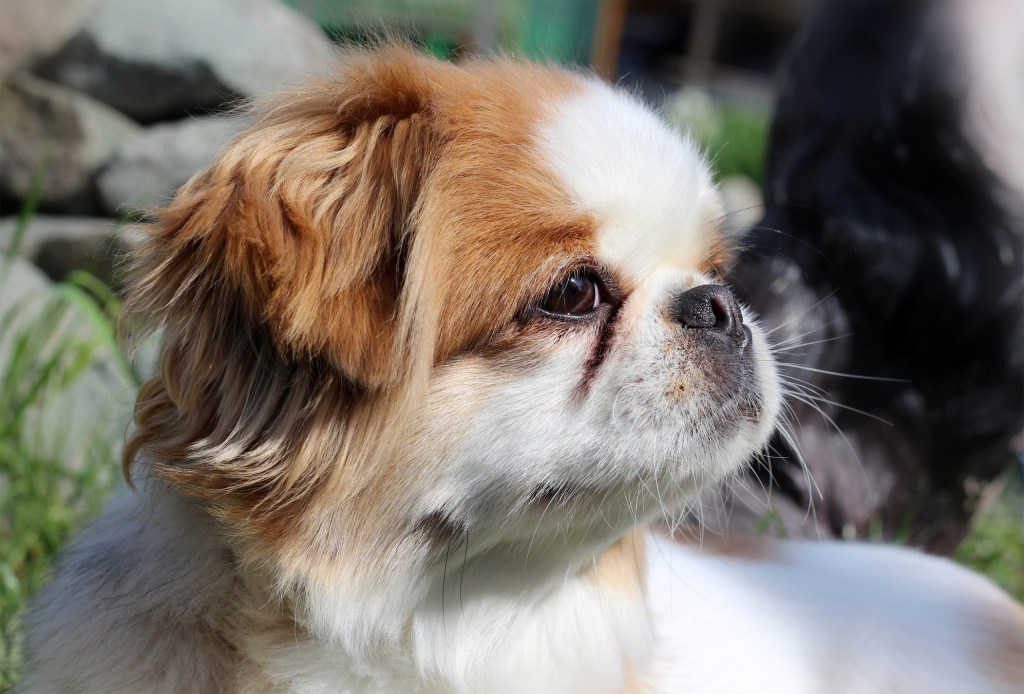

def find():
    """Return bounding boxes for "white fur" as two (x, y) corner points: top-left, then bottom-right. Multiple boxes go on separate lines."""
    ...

(540, 77), (722, 282)
(279, 77), (781, 687)
(27, 486), (1022, 693)
(644, 532), (1023, 693)
(22, 72), (1023, 694)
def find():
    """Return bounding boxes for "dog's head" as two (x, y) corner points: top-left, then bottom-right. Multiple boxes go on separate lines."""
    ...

(123, 46), (779, 623)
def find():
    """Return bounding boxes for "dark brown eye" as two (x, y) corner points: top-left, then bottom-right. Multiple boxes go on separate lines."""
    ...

(542, 272), (602, 315)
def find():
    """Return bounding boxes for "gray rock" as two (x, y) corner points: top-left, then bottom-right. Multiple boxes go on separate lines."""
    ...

(34, 0), (334, 123)
(0, 252), (53, 315)
(97, 115), (247, 215)
(0, 73), (140, 213)
(0, 0), (100, 79)
(0, 215), (128, 284)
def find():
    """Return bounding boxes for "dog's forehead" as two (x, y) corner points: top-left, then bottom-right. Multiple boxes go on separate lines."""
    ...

(538, 79), (723, 282)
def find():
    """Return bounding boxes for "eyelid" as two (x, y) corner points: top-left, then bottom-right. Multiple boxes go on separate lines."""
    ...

(529, 264), (622, 323)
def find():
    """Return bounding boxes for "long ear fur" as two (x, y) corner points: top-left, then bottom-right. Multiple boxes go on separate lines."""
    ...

(121, 47), (445, 539)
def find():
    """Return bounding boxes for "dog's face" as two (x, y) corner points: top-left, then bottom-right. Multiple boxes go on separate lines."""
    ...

(123, 48), (779, 605)
(410, 83), (780, 559)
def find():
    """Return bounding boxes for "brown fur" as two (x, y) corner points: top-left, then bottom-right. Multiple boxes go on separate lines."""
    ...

(972, 600), (1024, 690)
(120, 46), (599, 587)
(619, 661), (653, 694)
(585, 527), (648, 599)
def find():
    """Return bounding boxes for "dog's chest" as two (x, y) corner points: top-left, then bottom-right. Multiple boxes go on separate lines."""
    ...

(250, 572), (653, 694)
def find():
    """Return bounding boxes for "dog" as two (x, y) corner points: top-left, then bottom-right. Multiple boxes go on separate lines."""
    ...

(23, 47), (1024, 694)
(717, 0), (1024, 551)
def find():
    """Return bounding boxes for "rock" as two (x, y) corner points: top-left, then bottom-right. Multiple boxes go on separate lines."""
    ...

(97, 115), (247, 215)
(0, 0), (100, 79)
(0, 215), (127, 284)
(34, 0), (334, 123)
(717, 175), (763, 232)
(0, 251), (54, 314)
(0, 73), (140, 213)
(0, 255), (137, 474)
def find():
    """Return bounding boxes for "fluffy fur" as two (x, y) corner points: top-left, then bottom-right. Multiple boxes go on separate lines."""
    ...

(724, 0), (1024, 550)
(23, 47), (1024, 693)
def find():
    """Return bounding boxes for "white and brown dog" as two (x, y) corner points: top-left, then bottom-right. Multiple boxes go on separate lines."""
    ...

(24, 47), (1024, 694)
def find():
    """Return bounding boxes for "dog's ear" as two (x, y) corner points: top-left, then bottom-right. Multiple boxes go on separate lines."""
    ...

(126, 47), (444, 389)
(121, 48), (446, 513)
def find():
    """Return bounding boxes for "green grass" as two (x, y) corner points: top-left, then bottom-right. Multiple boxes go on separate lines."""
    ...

(0, 277), (137, 687)
(956, 475), (1024, 602)
(702, 105), (769, 186)
(0, 205), (140, 687)
(663, 92), (770, 186)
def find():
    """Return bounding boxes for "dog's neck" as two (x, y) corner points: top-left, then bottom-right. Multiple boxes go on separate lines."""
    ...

(231, 518), (654, 694)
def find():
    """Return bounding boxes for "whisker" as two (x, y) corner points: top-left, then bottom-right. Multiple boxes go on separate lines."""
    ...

(776, 424), (822, 533)
(738, 222), (842, 272)
(784, 388), (894, 426)
(780, 363), (909, 383)
(763, 289), (840, 338)
(781, 390), (870, 494)
(775, 401), (821, 503)
(769, 325), (846, 351)
(459, 529), (470, 627)
(771, 332), (854, 353)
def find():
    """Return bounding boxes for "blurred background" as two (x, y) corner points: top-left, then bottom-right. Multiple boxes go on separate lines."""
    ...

(1, 0), (1021, 686)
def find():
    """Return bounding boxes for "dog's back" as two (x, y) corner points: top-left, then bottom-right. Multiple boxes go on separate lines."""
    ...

(646, 531), (1024, 693)
(23, 488), (241, 693)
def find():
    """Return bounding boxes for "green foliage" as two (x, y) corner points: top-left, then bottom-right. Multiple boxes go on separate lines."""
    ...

(754, 506), (788, 538)
(701, 105), (769, 186)
(956, 477), (1024, 602)
(290, 0), (598, 65)
(662, 90), (769, 186)
(0, 259), (137, 687)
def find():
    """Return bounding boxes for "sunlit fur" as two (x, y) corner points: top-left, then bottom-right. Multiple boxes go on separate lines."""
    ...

(23, 47), (1024, 694)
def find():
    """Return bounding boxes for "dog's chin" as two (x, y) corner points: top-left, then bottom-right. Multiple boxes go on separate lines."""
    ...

(507, 386), (780, 550)
(527, 410), (768, 502)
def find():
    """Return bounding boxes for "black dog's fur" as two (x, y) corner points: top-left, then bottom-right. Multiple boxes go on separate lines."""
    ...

(724, 1), (1022, 551)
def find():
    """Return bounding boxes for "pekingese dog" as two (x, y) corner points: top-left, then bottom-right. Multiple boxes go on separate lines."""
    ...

(23, 47), (1023, 694)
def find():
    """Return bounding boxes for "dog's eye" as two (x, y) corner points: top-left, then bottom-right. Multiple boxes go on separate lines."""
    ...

(542, 272), (603, 315)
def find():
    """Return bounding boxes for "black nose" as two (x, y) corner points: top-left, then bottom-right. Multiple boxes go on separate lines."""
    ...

(672, 284), (746, 343)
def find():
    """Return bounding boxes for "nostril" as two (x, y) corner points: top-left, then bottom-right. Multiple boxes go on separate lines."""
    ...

(708, 293), (733, 331)
(673, 284), (745, 341)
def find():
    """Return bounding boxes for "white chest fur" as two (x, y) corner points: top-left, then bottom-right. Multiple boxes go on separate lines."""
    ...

(261, 571), (653, 694)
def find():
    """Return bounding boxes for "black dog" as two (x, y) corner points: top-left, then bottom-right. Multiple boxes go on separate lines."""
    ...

(716, 0), (1023, 552)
